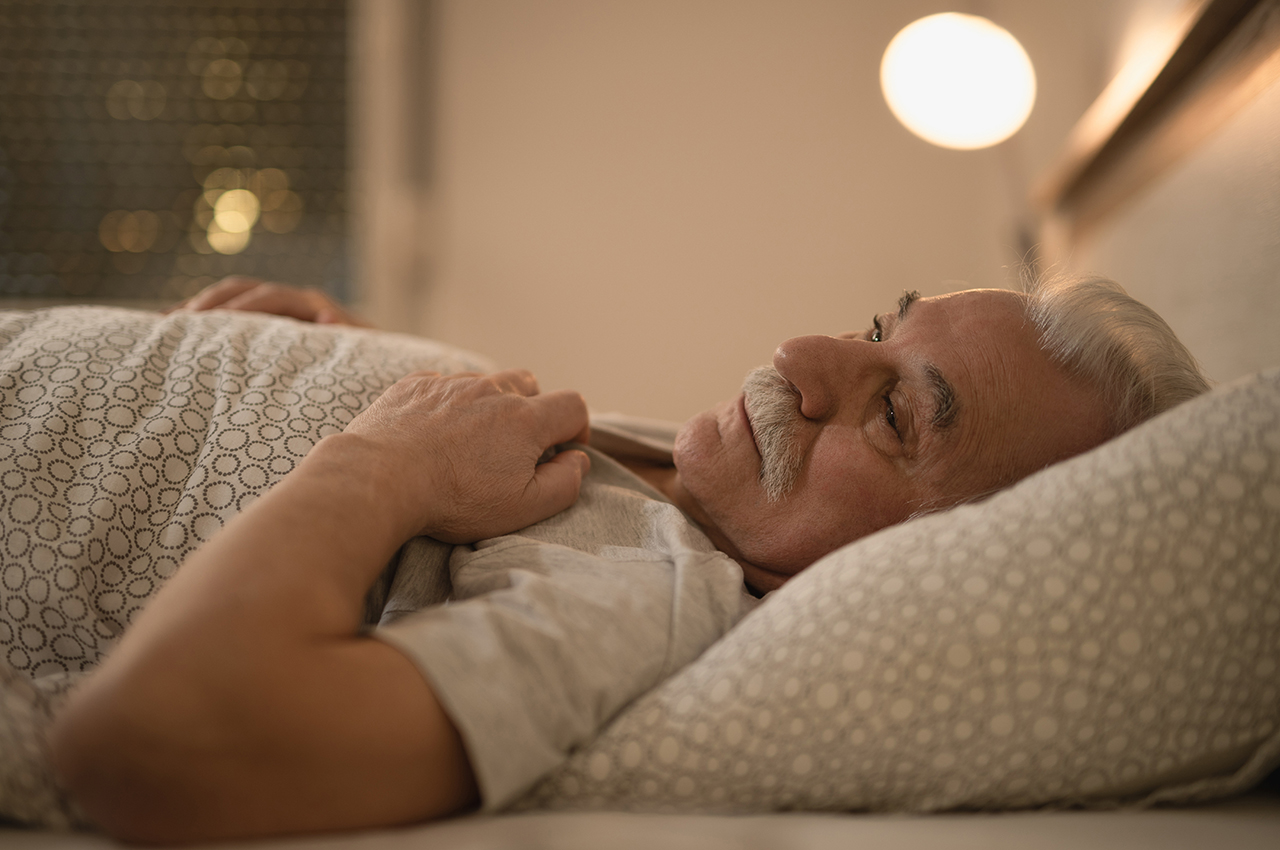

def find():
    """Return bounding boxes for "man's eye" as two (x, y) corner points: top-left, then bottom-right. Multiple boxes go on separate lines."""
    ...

(884, 392), (901, 440)
(871, 318), (883, 343)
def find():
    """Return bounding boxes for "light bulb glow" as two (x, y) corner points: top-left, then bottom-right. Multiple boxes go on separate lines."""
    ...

(213, 189), (260, 234)
(880, 13), (1036, 150)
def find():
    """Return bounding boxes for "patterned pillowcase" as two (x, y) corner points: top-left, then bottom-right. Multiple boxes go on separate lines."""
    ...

(519, 367), (1280, 813)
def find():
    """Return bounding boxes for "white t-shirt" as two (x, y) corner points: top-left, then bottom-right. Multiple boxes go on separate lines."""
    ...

(374, 440), (759, 810)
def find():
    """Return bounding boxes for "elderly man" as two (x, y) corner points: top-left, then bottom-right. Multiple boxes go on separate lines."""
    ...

(12, 275), (1204, 841)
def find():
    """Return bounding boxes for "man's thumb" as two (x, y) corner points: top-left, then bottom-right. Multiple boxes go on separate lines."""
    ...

(524, 449), (590, 523)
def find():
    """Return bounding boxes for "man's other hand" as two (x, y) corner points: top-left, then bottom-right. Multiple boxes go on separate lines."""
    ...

(340, 369), (591, 543)
(165, 276), (371, 326)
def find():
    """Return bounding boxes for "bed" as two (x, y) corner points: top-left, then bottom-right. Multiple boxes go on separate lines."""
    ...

(3, 0), (1280, 846)
(2, 800), (1280, 850)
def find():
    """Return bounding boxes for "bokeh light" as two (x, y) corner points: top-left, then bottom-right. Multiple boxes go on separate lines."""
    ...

(100, 211), (159, 253)
(202, 59), (244, 100)
(105, 80), (167, 121)
(880, 13), (1036, 150)
(214, 189), (260, 234)
(188, 166), (302, 255)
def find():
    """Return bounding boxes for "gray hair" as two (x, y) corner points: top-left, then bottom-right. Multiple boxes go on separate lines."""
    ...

(1021, 271), (1211, 435)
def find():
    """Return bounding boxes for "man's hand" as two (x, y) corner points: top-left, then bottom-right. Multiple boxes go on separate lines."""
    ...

(341, 369), (591, 543)
(165, 276), (370, 326)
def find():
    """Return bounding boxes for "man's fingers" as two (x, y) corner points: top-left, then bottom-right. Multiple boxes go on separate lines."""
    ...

(183, 277), (264, 311)
(488, 369), (539, 397)
(520, 449), (590, 525)
(315, 306), (371, 328)
(163, 277), (261, 313)
(222, 286), (324, 321)
(528, 389), (590, 447)
(164, 277), (371, 327)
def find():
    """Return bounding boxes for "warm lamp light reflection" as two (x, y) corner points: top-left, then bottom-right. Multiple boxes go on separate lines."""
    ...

(881, 13), (1036, 150)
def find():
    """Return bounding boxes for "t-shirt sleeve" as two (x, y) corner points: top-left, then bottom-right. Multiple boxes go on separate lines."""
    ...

(371, 536), (752, 810)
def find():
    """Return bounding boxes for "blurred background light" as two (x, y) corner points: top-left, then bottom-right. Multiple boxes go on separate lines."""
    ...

(880, 13), (1036, 150)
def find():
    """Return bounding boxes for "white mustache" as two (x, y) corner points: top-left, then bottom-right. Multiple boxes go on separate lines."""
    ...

(741, 366), (805, 501)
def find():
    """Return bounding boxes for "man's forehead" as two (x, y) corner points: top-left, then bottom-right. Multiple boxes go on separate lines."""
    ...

(915, 287), (1026, 315)
(911, 290), (1039, 377)
(905, 290), (1036, 354)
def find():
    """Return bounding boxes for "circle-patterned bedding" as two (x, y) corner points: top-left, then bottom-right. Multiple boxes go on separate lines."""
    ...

(0, 306), (492, 825)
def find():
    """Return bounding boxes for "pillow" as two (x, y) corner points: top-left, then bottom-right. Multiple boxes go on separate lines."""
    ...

(519, 367), (1280, 813)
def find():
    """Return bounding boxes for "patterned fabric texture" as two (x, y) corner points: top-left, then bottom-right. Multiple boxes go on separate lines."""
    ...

(0, 306), (492, 826)
(0, 657), (80, 829)
(518, 367), (1280, 814)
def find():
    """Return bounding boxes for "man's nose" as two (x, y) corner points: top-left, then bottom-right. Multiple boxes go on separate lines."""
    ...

(772, 334), (884, 420)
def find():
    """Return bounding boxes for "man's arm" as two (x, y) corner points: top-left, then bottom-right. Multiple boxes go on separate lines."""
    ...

(49, 370), (590, 843)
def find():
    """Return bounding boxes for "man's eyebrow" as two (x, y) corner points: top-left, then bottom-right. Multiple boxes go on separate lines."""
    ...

(891, 288), (958, 433)
(897, 289), (921, 322)
(926, 363), (959, 432)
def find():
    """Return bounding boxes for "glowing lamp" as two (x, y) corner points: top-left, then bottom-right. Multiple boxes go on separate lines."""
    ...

(880, 13), (1036, 150)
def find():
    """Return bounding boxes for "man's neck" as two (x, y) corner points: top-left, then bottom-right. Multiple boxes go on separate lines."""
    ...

(617, 458), (783, 594)
(617, 457), (683, 508)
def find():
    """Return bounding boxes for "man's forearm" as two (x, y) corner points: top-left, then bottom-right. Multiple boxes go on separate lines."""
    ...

(116, 432), (417, 646)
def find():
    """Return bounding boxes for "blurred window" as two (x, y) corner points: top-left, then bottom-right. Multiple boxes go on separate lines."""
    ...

(0, 0), (348, 303)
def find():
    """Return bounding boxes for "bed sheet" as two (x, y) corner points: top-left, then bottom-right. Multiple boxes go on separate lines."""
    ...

(3, 793), (1279, 850)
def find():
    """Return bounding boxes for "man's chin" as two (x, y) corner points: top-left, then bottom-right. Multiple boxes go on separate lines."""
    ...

(670, 406), (723, 476)
(670, 418), (694, 465)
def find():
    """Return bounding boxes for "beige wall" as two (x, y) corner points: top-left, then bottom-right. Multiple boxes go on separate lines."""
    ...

(356, 0), (1164, 421)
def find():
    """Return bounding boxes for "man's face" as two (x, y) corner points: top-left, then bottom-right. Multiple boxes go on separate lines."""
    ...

(672, 288), (1113, 592)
